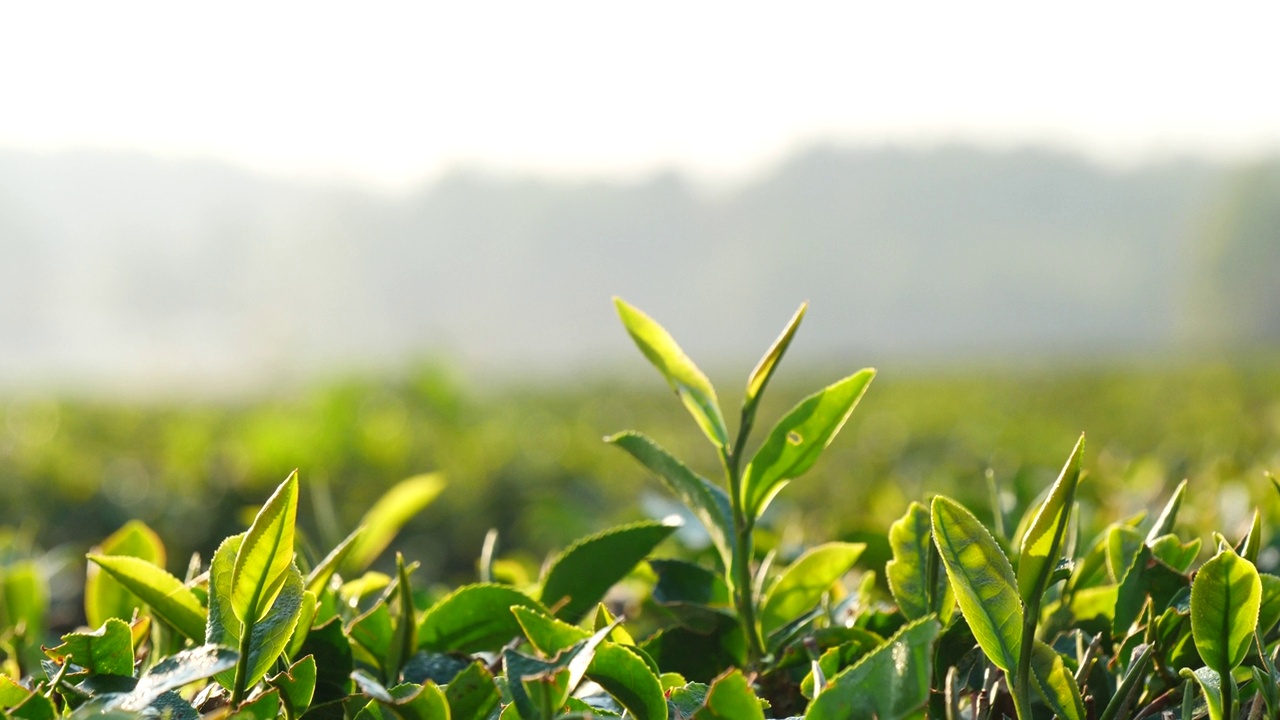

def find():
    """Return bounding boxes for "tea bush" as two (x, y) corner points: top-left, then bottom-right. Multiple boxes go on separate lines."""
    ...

(0, 300), (1278, 719)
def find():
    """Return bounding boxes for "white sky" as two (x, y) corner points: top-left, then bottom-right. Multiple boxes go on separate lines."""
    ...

(3, 1), (1280, 187)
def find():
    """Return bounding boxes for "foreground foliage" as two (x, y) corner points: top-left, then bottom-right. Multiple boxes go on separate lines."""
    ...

(1, 300), (1278, 718)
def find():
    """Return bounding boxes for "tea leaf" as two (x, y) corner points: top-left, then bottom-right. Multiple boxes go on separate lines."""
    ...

(1017, 434), (1083, 604)
(232, 470), (299, 624)
(443, 662), (500, 720)
(759, 542), (864, 637)
(541, 520), (677, 622)
(113, 645), (239, 712)
(47, 617), (134, 677)
(930, 496), (1022, 673)
(805, 617), (940, 720)
(207, 533), (306, 692)
(887, 501), (954, 623)
(1146, 479), (1188, 544)
(742, 369), (875, 520)
(418, 584), (545, 654)
(606, 431), (732, 567)
(1179, 667), (1225, 720)
(1190, 546), (1261, 673)
(690, 669), (764, 720)
(743, 303), (806, 419)
(87, 554), (206, 643)
(344, 474), (445, 575)
(1029, 641), (1084, 720)
(267, 655), (317, 720)
(85, 521), (166, 630)
(614, 297), (728, 449)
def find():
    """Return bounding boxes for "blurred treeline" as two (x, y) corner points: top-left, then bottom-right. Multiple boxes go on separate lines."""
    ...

(3, 358), (1278, 585)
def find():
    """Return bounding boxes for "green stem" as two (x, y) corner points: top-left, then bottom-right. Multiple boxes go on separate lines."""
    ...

(1013, 597), (1040, 720)
(231, 622), (254, 706)
(724, 416), (766, 669)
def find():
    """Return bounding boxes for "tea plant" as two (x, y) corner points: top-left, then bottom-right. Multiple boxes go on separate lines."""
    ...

(0, 299), (1277, 719)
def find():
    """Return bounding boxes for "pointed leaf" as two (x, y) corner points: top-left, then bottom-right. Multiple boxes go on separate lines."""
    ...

(232, 471), (299, 624)
(614, 297), (728, 448)
(886, 501), (954, 623)
(742, 369), (874, 520)
(541, 520), (677, 622)
(805, 617), (940, 720)
(417, 584), (545, 653)
(1191, 546), (1262, 672)
(345, 474), (445, 575)
(1017, 435), (1083, 604)
(930, 496), (1022, 673)
(268, 655), (317, 720)
(1147, 479), (1188, 544)
(606, 431), (732, 568)
(1029, 641), (1085, 720)
(306, 527), (364, 597)
(1179, 667), (1225, 720)
(760, 542), (864, 636)
(87, 555), (206, 643)
(743, 303), (806, 415)
(85, 521), (166, 630)
(207, 533), (306, 690)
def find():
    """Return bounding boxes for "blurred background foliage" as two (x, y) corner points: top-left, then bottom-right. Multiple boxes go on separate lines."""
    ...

(4, 356), (1279, 612)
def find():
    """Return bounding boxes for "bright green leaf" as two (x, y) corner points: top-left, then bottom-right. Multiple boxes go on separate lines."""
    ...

(1191, 546), (1262, 673)
(690, 669), (764, 720)
(743, 303), (806, 419)
(1146, 479), (1189, 544)
(760, 542), (864, 636)
(1029, 641), (1085, 720)
(87, 555), (206, 643)
(268, 655), (317, 720)
(443, 662), (500, 720)
(344, 474), (445, 575)
(48, 618), (134, 677)
(886, 501), (954, 623)
(614, 297), (728, 449)
(805, 617), (940, 720)
(85, 521), (166, 630)
(231, 470), (299, 624)
(930, 496), (1022, 673)
(1017, 434), (1083, 605)
(742, 369), (874, 520)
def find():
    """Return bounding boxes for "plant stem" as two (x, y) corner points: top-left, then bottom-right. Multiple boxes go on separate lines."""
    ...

(1013, 599), (1039, 720)
(231, 623), (254, 706)
(724, 419), (766, 669)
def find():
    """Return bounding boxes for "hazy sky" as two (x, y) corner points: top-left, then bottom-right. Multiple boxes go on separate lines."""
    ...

(4, 1), (1279, 186)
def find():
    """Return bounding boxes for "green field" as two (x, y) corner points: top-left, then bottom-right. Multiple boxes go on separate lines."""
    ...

(5, 356), (1278, 587)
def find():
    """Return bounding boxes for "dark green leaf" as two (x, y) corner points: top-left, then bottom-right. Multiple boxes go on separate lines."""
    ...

(443, 663), (500, 720)
(296, 618), (353, 706)
(606, 432), (732, 568)
(269, 655), (317, 720)
(930, 496), (1022, 673)
(742, 369), (874, 520)
(417, 584), (544, 654)
(614, 297), (728, 449)
(541, 521), (677, 622)
(112, 645), (238, 712)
